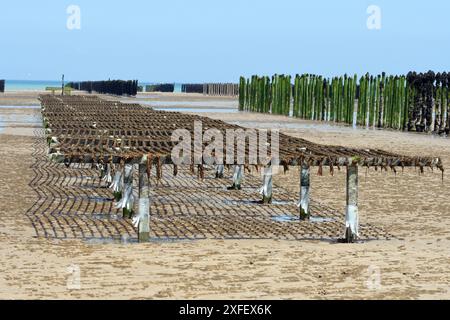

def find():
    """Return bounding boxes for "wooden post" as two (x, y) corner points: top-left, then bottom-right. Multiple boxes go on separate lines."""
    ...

(215, 164), (224, 178)
(431, 97), (436, 133)
(299, 164), (310, 220)
(442, 100), (448, 131)
(228, 165), (243, 190)
(61, 74), (65, 96)
(122, 164), (134, 218)
(345, 163), (359, 243)
(111, 166), (123, 202)
(138, 163), (145, 198)
(379, 81), (384, 128)
(353, 99), (358, 129)
(138, 161), (150, 242)
(261, 166), (273, 204)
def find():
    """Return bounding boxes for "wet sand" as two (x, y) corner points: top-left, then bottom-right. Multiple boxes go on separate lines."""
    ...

(0, 91), (43, 106)
(0, 91), (449, 299)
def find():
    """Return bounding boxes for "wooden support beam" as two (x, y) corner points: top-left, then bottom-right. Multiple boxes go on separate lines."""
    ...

(228, 165), (244, 190)
(111, 165), (123, 201)
(345, 164), (359, 243)
(431, 97), (436, 133)
(138, 163), (146, 198)
(101, 163), (112, 187)
(299, 164), (310, 220)
(215, 164), (224, 178)
(138, 162), (150, 242)
(122, 164), (134, 219)
(98, 163), (106, 186)
(260, 166), (273, 204)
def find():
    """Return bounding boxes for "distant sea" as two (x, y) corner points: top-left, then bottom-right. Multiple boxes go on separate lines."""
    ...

(3, 80), (184, 92)
(4, 80), (62, 91)
(140, 82), (183, 93)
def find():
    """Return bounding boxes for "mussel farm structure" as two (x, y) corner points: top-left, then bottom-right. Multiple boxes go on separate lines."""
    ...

(67, 80), (139, 96)
(239, 71), (450, 135)
(181, 83), (239, 96)
(144, 83), (238, 96)
(38, 95), (443, 243)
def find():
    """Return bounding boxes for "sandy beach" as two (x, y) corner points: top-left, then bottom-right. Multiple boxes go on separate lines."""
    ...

(0, 91), (449, 299)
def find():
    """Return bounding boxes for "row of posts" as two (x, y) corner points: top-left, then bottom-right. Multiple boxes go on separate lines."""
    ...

(106, 159), (359, 243)
(203, 83), (239, 97)
(103, 159), (150, 243)
(226, 162), (359, 243)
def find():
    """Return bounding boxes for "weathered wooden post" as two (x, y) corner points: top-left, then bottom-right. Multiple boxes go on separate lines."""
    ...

(61, 74), (65, 96)
(101, 163), (112, 187)
(353, 99), (358, 129)
(260, 165), (273, 204)
(97, 162), (105, 186)
(138, 158), (150, 242)
(215, 164), (224, 178)
(431, 97), (436, 133)
(298, 164), (310, 220)
(228, 165), (244, 190)
(121, 164), (134, 218)
(379, 75), (385, 128)
(345, 162), (359, 243)
(111, 164), (123, 201)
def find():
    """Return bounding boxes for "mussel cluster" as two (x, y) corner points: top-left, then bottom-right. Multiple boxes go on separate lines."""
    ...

(406, 71), (449, 134)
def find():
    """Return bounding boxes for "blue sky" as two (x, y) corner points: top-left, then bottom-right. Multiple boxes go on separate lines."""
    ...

(0, 0), (449, 82)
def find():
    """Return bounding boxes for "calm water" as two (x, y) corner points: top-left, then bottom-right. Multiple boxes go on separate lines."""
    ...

(4, 80), (62, 91)
(138, 82), (183, 93)
(4, 80), (182, 92)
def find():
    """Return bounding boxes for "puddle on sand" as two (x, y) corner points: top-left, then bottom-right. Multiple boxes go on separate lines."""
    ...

(272, 216), (299, 222)
(0, 105), (40, 109)
(0, 113), (41, 133)
(133, 100), (237, 108)
(310, 216), (335, 223)
(91, 213), (122, 221)
(81, 196), (113, 203)
(271, 200), (292, 206)
(78, 184), (111, 190)
(221, 198), (293, 206)
(84, 236), (194, 245)
(272, 215), (335, 223)
(64, 196), (113, 203)
(223, 199), (260, 205)
(85, 236), (138, 245)
(78, 176), (94, 180)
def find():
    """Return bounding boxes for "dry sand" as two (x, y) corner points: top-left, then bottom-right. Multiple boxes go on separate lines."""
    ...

(0, 91), (449, 299)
